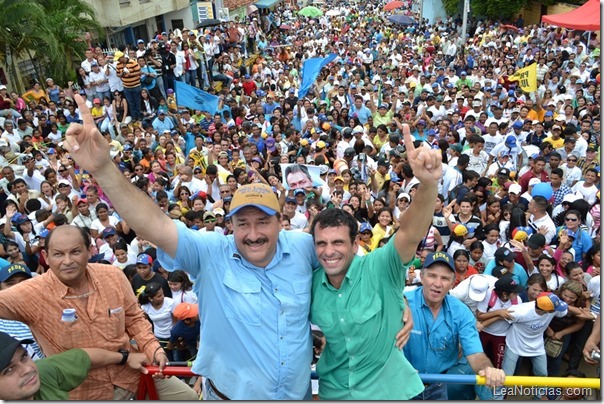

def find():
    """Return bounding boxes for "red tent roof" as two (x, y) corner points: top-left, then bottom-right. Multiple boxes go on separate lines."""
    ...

(542, 0), (600, 31)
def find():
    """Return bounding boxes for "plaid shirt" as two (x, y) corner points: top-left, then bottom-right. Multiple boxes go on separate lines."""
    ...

(552, 184), (573, 208)
(0, 264), (161, 399)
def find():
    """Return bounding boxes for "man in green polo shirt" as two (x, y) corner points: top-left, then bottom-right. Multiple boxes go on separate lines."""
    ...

(309, 125), (441, 399)
(0, 332), (149, 400)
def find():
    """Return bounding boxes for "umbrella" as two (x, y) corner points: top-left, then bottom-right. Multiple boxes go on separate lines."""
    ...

(299, 6), (324, 17)
(499, 24), (519, 31)
(384, 1), (405, 11)
(280, 24), (292, 30)
(196, 19), (222, 29)
(246, 4), (258, 15)
(326, 9), (342, 16)
(387, 14), (417, 26)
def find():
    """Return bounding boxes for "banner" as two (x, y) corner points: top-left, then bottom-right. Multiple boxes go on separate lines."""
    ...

(174, 81), (220, 115)
(298, 53), (337, 99)
(508, 63), (537, 93)
(280, 163), (324, 190)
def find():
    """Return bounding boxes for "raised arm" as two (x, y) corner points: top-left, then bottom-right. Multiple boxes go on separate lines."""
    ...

(64, 94), (179, 257)
(393, 124), (441, 263)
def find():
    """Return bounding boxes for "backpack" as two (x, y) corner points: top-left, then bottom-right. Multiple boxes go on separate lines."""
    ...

(448, 183), (467, 203)
(486, 289), (518, 312)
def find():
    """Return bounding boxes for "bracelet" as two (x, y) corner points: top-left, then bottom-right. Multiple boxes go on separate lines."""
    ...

(153, 346), (167, 364)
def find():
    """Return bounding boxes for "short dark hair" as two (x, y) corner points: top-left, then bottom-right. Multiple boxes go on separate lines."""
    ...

(310, 208), (358, 243)
(45, 225), (91, 252)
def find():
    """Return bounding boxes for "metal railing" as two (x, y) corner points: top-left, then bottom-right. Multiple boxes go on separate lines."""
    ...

(136, 365), (601, 400)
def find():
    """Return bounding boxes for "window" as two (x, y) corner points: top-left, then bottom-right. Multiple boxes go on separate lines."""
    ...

(197, 1), (214, 20)
(171, 19), (184, 31)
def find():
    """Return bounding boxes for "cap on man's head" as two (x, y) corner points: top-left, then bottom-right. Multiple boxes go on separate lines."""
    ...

(468, 275), (490, 301)
(101, 227), (117, 239)
(173, 303), (199, 320)
(136, 253), (153, 265)
(0, 332), (34, 372)
(359, 222), (373, 234)
(497, 167), (511, 177)
(423, 251), (455, 272)
(536, 292), (568, 312)
(495, 275), (525, 294)
(508, 183), (522, 194)
(227, 183), (280, 218)
(344, 147), (356, 157)
(494, 247), (515, 262)
(512, 121), (523, 129)
(505, 135), (516, 146)
(203, 211), (216, 221)
(0, 263), (32, 283)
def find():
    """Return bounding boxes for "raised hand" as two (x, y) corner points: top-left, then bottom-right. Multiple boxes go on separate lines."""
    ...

(401, 123), (442, 183)
(63, 94), (112, 174)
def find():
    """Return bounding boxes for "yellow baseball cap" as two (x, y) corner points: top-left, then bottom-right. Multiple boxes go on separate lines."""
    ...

(227, 183), (280, 218)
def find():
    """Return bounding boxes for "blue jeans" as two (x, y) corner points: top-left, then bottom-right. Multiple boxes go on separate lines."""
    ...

(412, 382), (448, 400)
(185, 69), (198, 87)
(494, 349), (547, 399)
(123, 85), (142, 121)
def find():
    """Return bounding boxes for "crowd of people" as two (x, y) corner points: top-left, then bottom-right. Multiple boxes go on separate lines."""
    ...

(0, 0), (601, 400)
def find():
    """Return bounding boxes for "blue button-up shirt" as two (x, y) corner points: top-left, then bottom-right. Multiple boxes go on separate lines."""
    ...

(157, 222), (319, 399)
(403, 287), (483, 374)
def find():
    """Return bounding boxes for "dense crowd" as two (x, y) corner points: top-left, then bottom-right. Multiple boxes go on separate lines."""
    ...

(0, 0), (600, 400)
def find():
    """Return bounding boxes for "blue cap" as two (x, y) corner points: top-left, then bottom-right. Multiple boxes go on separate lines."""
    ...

(544, 111), (553, 117)
(11, 213), (30, 226)
(101, 227), (117, 238)
(285, 196), (296, 204)
(508, 90), (515, 97)
(359, 222), (373, 234)
(294, 188), (306, 196)
(423, 251), (455, 272)
(426, 129), (437, 136)
(512, 121), (523, 129)
(47, 148), (56, 155)
(39, 229), (49, 238)
(136, 253), (153, 265)
(123, 144), (133, 151)
(0, 263), (32, 282)
(505, 135), (517, 146)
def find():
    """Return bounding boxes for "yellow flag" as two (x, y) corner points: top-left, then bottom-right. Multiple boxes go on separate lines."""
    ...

(508, 63), (537, 93)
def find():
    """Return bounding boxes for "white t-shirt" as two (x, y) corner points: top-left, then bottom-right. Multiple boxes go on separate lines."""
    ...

(482, 134), (504, 155)
(571, 181), (598, 205)
(505, 301), (567, 357)
(142, 297), (175, 339)
(477, 288), (522, 336)
(171, 289), (198, 304)
(289, 210), (308, 230)
(463, 150), (489, 175)
(90, 216), (120, 234)
(561, 165), (582, 188)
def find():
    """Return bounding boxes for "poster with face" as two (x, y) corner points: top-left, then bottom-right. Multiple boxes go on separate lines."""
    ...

(280, 163), (323, 190)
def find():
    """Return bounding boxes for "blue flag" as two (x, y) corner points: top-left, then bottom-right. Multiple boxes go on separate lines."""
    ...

(298, 53), (337, 99)
(174, 81), (219, 115)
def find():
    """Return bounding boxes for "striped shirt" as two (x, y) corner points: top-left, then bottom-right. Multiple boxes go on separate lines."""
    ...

(117, 59), (141, 88)
(0, 319), (45, 360)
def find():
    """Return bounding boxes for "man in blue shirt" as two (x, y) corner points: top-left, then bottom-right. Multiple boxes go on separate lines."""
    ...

(60, 95), (321, 400)
(151, 111), (175, 133)
(404, 251), (506, 400)
(349, 95), (372, 124)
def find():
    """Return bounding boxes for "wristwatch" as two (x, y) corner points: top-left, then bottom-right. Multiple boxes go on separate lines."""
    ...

(118, 349), (129, 366)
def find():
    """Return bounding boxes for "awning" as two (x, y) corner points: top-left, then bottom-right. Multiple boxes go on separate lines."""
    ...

(542, 0), (600, 31)
(255, 0), (280, 9)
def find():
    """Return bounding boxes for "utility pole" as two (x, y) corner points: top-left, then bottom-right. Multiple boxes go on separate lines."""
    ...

(461, 0), (469, 44)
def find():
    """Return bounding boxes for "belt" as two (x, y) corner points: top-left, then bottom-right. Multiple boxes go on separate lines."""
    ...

(208, 379), (230, 400)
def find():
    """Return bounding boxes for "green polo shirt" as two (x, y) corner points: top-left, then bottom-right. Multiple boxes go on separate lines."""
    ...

(34, 349), (90, 400)
(310, 236), (424, 400)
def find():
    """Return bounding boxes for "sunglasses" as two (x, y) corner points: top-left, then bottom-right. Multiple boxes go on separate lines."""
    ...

(567, 158), (577, 162)
(204, 218), (216, 223)
(565, 217), (578, 222)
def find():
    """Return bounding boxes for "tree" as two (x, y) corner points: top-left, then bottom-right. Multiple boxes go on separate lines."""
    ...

(35, 0), (104, 87)
(471, 0), (529, 20)
(0, 0), (55, 93)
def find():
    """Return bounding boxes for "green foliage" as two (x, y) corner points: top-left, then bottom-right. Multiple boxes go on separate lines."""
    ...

(0, 0), (103, 90)
(471, 0), (529, 20)
(442, 0), (462, 16)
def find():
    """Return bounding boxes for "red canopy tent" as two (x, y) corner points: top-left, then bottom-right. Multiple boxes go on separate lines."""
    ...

(541, 0), (601, 31)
